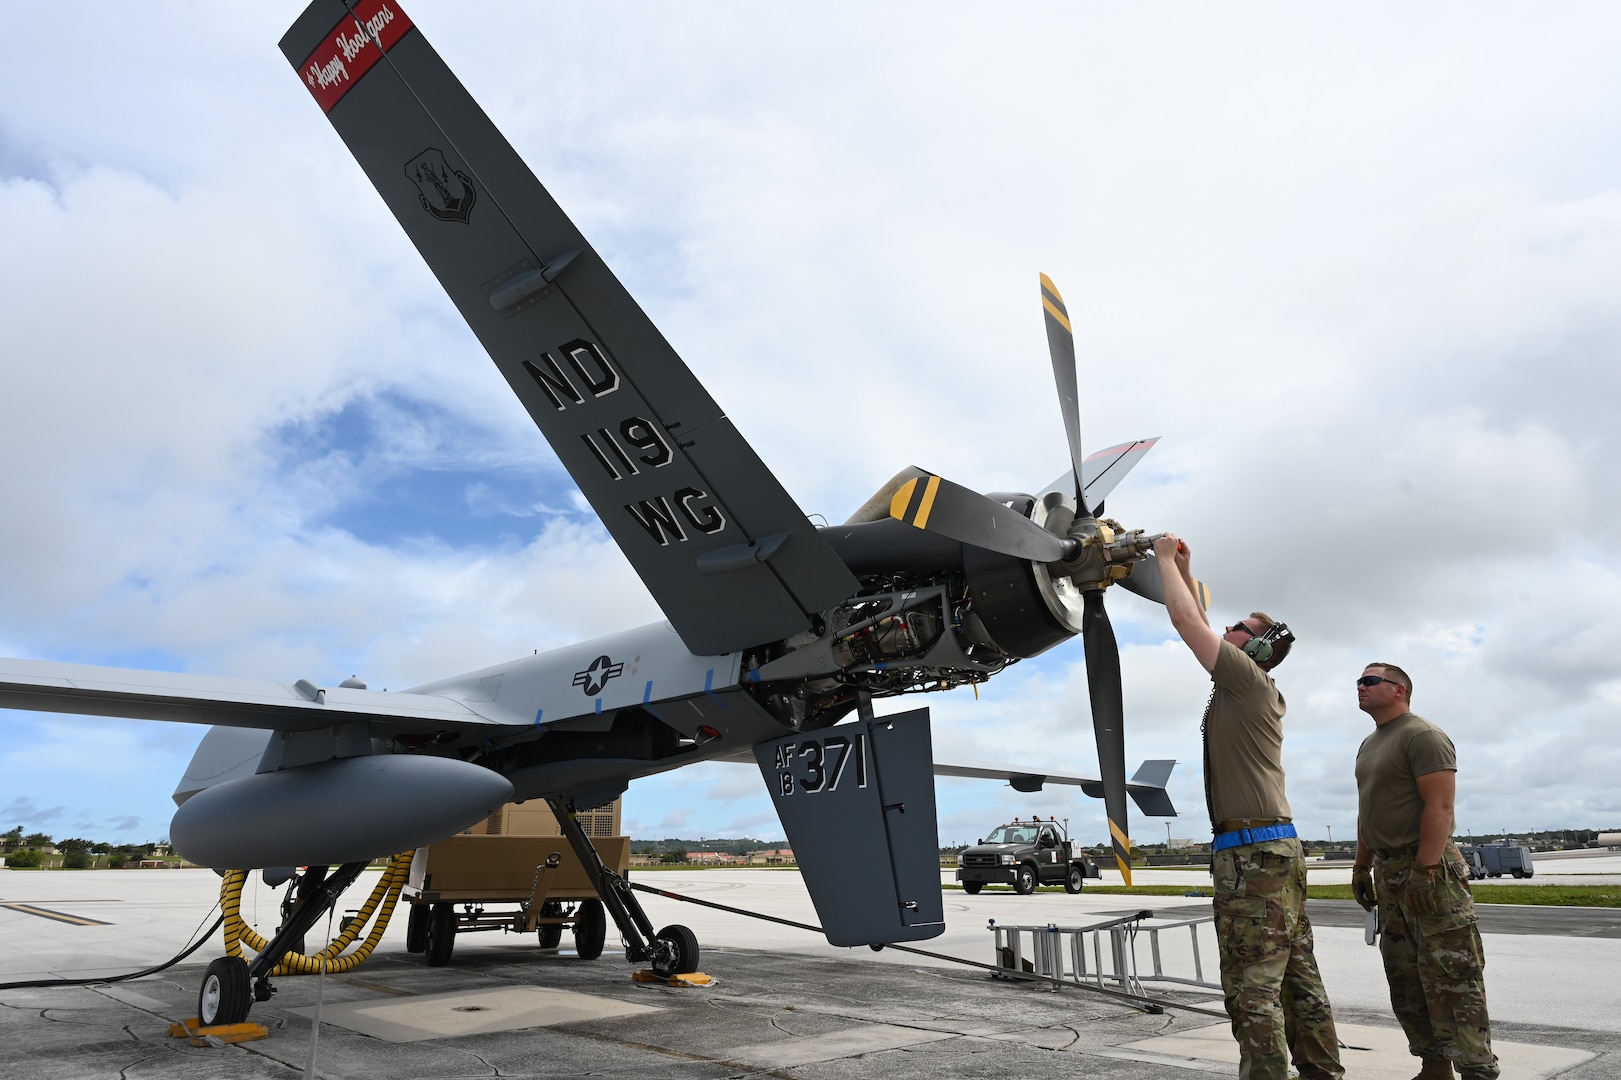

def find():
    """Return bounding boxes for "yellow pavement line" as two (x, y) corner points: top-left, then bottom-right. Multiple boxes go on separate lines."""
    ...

(0, 902), (112, 926)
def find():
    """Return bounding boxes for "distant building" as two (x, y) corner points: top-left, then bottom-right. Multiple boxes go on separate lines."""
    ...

(747, 848), (795, 865)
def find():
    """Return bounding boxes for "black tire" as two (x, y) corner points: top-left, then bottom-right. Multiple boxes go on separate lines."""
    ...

(1013, 862), (1037, 895)
(1524, 869), (1533, 879)
(405, 904), (429, 953)
(1065, 865), (1085, 894)
(962, 881), (983, 895)
(651, 924), (699, 979)
(573, 899), (606, 960)
(425, 902), (457, 967)
(537, 901), (565, 949)
(198, 956), (252, 1027)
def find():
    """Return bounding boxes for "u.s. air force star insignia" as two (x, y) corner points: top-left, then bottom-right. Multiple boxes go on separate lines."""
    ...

(572, 655), (625, 697)
(404, 147), (476, 224)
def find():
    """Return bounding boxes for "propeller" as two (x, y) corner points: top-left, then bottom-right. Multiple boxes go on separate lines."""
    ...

(1040, 272), (1091, 517)
(1081, 589), (1131, 882)
(887, 474), (1075, 563)
(882, 274), (1215, 887)
(1038, 274), (1135, 884)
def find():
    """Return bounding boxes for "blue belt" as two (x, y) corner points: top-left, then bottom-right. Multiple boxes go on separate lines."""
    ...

(1212, 823), (1297, 852)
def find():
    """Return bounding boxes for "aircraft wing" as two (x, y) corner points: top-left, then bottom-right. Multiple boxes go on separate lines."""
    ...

(937, 757), (1179, 817)
(276, 2), (857, 656)
(713, 747), (1176, 817)
(932, 760), (1105, 789)
(0, 656), (516, 735)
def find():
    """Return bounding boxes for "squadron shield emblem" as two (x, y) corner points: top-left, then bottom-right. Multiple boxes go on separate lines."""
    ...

(404, 148), (476, 223)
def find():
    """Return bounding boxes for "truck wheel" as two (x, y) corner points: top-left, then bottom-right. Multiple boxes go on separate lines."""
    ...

(651, 924), (699, 979)
(1014, 863), (1037, 895)
(573, 899), (606, 960)
(1064, 865), (1085, 894)
(405, 904), (429, 953)
(425, 902), (457, 967)
(962, 881), (983, 895)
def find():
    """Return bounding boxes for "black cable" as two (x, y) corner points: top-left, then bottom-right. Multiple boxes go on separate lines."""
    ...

(0, 911), (225, 991)
(629, 880), (1228, 1020)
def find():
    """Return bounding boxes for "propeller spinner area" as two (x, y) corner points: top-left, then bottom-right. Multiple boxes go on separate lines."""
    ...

(887, 274), (1213, 886)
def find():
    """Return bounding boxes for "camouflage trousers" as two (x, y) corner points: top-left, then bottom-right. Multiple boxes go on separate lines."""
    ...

(1211, 838), (1343, 1080)
(1375, 844), (1499, 1079)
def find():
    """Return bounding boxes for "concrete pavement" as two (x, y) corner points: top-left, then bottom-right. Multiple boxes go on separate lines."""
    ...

(1, 864), (1616, 1078)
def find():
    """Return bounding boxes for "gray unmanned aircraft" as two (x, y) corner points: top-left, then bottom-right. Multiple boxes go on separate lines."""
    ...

(0, 0), (1198, 1027)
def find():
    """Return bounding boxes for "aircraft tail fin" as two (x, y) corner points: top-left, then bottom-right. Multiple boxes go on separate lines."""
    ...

(1125, 759), (1177, 819)
(756, 708), (943, 947)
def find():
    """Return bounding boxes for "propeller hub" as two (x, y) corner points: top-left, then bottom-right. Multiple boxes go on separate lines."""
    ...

(1058, 517), (1155, 589)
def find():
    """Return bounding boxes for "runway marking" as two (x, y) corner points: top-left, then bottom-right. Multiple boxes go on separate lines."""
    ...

(0, 902), (112, 926)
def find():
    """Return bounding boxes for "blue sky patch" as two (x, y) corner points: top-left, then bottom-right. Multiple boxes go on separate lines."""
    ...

(271, 391), (584, 549)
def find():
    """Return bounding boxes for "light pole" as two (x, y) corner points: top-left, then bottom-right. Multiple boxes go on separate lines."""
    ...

(1165, 821), (1173, 848)
(1326, 824), (1333, 847)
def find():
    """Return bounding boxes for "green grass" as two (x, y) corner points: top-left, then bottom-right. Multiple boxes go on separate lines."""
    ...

(944, 883), (1621, 907)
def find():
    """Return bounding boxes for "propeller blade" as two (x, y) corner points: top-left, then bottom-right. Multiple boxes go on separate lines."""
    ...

(1040, 273), (1091, 517)
(1116, 552), (1212, 610)
(888, 472), (1072, 563)
(1081, 589), (1133, 885)
(1116, 552), (1165, 604)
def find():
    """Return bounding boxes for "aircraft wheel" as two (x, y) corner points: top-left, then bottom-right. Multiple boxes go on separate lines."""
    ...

(1065, 865), (1086, 894)
(1014, 863), (1038, 895)
(573, 899), (606, 960)
(405, 904), (429, 953)
(1524, 869), (1533, 879)
(962, 881), (983, 895)
(425, 902), (457, 967)
(198, 956), (252, 1027)
(537, 901), (564, 949)
(651, 924), (699, 979)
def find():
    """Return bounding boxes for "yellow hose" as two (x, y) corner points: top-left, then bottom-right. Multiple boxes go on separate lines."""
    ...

(220, 851), (414, 976)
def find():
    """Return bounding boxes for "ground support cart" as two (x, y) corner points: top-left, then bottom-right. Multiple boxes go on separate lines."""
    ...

(401, 834), (632, 966)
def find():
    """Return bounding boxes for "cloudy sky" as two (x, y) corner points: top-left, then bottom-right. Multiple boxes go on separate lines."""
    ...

(3, 3), (1619, 851)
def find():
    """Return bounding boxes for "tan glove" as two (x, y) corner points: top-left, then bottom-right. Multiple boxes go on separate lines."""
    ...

(1351, 865), (1376, 911)
(1404, 862), (1444, 916)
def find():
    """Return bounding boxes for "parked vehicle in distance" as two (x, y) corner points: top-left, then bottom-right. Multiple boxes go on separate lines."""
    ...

(956, 817), (1100, 895)
(1460, 842), (1535, 879)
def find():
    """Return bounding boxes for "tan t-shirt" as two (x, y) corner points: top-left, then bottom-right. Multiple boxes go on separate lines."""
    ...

(1354, 711), (1457, 849)
(1205, 639), (1292, 824)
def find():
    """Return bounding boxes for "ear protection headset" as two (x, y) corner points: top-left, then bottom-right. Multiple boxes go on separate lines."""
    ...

(1242, 620), (1293, 664)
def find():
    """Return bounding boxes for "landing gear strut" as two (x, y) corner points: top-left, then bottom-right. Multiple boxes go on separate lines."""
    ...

(196, 860), (369, 1026)
(545, 795), (700, 978)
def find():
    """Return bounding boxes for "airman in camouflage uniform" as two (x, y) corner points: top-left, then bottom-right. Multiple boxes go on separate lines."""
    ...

(1211, 837), (1342, 1079)
(1153, 534), (1343, 1080)
(1354, 663), (1498, 1080)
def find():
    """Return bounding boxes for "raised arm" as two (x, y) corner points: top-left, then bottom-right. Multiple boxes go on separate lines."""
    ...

(1153, 533), (1222, 673)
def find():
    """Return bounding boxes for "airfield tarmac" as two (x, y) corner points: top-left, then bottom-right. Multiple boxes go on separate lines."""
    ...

(2, 854), (1617, 1078)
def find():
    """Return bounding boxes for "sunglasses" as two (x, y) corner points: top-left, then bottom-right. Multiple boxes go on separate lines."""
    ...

(1228, 622), (1256, 639)
(1356, 675), (1400, 688)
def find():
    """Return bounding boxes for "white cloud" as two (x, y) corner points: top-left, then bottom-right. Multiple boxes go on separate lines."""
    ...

(3, 3), (1620, 847)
